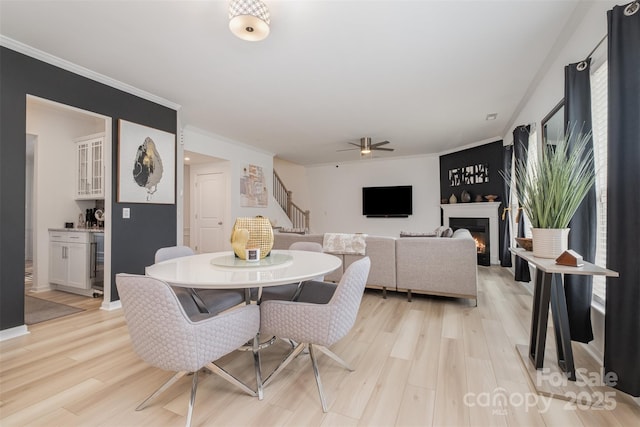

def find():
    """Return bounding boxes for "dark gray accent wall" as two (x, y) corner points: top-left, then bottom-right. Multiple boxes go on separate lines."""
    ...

(439, 140), (506, 262)
(0, 47), (177, 331)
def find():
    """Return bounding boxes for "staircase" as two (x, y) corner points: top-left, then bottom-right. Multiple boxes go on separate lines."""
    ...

(273, 170), (310, 231)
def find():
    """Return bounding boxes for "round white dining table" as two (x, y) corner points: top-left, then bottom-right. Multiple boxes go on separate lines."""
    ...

(145, 249), (342, 289)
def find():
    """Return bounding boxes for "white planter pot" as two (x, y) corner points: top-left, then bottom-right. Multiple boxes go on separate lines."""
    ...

(531, 228), (570, 259)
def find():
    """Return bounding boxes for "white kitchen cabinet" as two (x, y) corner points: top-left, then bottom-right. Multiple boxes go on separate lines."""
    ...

(48, 240), (68, 285)
(49, 230), (98, 296)
(75, 133), (104, 199)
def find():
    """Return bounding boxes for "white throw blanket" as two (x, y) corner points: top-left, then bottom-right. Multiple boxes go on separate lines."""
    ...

(323, 233), (367, 255)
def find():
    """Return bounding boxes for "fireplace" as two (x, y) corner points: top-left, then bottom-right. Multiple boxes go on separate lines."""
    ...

(449, 217), (490, 266)
(441, 201), (500, 265)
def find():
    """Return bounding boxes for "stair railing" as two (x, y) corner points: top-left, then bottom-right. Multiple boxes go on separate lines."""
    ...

(273, 170), (310, 231)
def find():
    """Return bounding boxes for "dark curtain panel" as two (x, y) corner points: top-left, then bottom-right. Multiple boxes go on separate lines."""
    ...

(513, 125), (531, 282)
(563, 60), (596, 343)
(605, 1), (640, 397)
(501, 145), (513, 267)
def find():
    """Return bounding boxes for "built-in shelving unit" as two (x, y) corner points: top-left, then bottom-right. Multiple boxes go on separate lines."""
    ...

(75, 133), (104, 200)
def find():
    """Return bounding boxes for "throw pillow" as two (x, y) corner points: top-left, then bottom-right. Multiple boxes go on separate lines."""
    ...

(400, 231), (436, 237)
(434, 226), (454, 237)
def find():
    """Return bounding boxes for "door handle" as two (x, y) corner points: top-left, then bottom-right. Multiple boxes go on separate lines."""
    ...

(90, 242), (97, 278)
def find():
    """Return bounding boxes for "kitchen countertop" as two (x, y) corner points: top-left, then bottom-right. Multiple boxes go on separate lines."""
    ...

(49, 228), (104, 233)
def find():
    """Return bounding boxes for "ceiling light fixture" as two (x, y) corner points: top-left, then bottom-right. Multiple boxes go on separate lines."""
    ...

(486, 113), (498, 121)
(229, 0), (271, 42)
(360, 137), (372, 154)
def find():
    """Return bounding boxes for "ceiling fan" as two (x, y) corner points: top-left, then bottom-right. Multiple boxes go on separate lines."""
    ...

(338, 137), (395, 154)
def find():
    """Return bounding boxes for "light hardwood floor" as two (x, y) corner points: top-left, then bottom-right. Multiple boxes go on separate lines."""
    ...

(2, 266), (639, 426)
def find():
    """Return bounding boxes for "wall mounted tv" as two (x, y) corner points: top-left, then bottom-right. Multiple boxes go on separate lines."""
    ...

(362, 185), (413, 217)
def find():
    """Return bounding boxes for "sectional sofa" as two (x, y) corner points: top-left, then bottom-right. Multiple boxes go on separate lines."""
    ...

(273, 229), (478, 304)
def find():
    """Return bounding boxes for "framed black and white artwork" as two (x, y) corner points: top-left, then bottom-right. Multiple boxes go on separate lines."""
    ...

(117, 119), (175, 204)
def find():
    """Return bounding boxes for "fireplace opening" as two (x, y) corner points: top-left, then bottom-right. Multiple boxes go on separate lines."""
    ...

(449, 217), (490, 266)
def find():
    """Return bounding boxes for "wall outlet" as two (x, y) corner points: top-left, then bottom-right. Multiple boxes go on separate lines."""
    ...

(122, 207), (130, 219)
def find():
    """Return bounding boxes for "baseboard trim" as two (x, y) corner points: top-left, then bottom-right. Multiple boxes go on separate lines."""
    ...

(100, 300), (121, 311)
(0, 325), (30, 342)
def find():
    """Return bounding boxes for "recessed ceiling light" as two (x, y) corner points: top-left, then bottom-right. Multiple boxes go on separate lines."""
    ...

(486, 113), (498, 121)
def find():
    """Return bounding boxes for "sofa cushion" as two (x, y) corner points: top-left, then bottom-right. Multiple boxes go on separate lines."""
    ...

(272, 233), (323, 250)
(395, 229), (477, 299)
(343, 236), (396, 289)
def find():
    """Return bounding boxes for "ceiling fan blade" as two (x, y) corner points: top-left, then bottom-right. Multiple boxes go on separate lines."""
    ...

(371, 140), (390, 147)
(340, 138), (393, 154)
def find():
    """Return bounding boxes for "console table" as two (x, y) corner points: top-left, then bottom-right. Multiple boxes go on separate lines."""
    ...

(511, 248), (618, 382)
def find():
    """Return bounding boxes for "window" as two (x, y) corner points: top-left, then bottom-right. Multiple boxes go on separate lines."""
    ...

(590, 60), (608, 304)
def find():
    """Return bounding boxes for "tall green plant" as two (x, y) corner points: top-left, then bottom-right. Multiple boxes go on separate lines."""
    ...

(503, 130), (596, 229)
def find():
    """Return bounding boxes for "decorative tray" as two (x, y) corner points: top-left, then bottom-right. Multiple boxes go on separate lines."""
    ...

(210, 253), (293, 268)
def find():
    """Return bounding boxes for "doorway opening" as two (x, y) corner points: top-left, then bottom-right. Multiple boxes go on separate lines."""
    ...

(25, 95), (112, 319)
(183, 151), (230, 253)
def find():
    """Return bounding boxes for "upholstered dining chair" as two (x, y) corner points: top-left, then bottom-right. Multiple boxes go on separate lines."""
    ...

(155, 246), (246, 315)
(116, 273), (261, 427)
(259, 257), (371, 412)
(258, 241), (325, 302)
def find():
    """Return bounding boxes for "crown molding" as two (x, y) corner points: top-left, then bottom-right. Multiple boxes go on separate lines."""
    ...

(437, 136), (503, 156)
(183, 124), (276, 157)
(1, 35), (181, 111)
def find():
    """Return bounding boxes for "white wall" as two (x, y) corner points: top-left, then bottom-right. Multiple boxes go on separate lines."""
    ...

(26, 99), (105, 291)
(503, 0), (615, 145)
(306, 156), (441, 237)
(273, 157), (310, 212)
(502, 0), (617, 363)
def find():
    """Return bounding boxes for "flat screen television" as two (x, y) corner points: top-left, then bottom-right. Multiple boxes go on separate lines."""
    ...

(362, 185), (412, 217)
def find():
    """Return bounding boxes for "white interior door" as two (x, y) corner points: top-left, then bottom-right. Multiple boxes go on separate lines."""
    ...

(194, 173), (226, 253)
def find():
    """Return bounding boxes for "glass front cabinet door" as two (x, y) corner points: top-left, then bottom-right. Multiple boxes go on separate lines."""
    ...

(75, 133), (104, 199)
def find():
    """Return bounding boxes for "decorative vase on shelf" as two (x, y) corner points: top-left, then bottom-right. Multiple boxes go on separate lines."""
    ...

(461, 190), (471, 203)
(449, 193), (457, 204)
(531, 228), (570, 259)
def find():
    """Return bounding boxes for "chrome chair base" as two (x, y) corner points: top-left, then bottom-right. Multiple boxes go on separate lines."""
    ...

(136, 371), (188, 412)
(263, 342), (306, 387)
(263, 342), (354, 412)
(136, 360), (259, 427)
